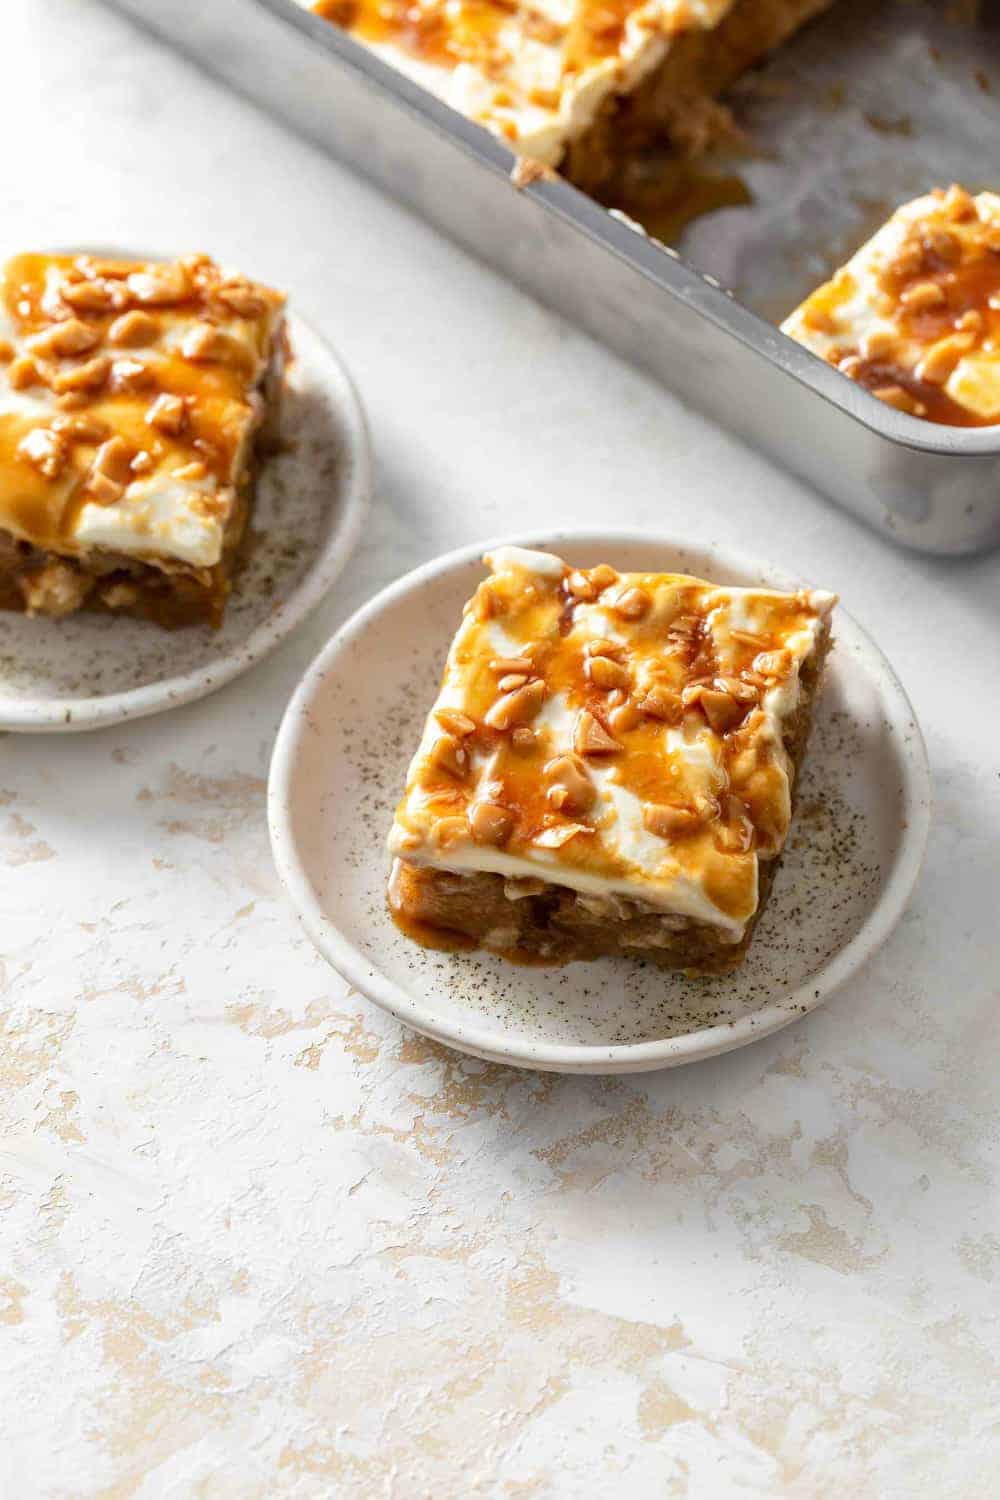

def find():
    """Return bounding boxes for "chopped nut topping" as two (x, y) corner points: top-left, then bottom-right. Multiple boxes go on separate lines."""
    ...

(8, 355), (42, 390)
(837, 355), (863, 379)
(683, 684), (745, 733)
(77, 257), (131, 280)
(609, 586), (650, 620)
(714, 675), (758, 704)
(511, 726), (537, 753)
(715, 797), (755, 853)
(0, 338), (13, 362)
(60, 277), (119, 313)
(636, 684), (681, 720)
(693, 791), (722, 822)
(430, 816), (469, 849)
(752, 648), (791, 678)
(194, 438), (224, 471)
(467, 801), (514, 846)
(884, 238), (926, 283)
(586, 654), (629, 690)
(566, 570), (597, 600)
(428, 733), (469, 779)
(51, 354), (109, 394)
(435, 707), (476, 738)
(484, 677), (546, 729)
(609, 700), (640, 734)
(173, 460), (209, 482)
(108, 310), (159, 347)
(584, 637), (624, 659)
(872, 385), (926, 417)
(84, 470), (125, 506)
(51, 412), (110, 443)
(942, 183), (976, 222)
(588, 564), (618, 592)
(916, 331), (976, 386)
(473, 584), (502, 621)
(544, 754), (594, 816)
(802, 305), (838, 335)
(89, 435), (135, 490)
(643, 803), (702, 839)
(533, 822), (592, 849)
(180, 253), (213, 275)
(17, 427), (68, 479)
(574, 709), (620, 756)
(215, 281), (267, 318)
(180, 322), (230, 362)
(489, 656), (533, 674)
(921, 226), (961, 264)
(667, 613), (700, 640)
(859, 328), (897, 361)
(127, 263), (192, 306)
(146, 393), (188, 436)
(110, 358), (155, 393)
(130, 450), (155, 476)
(497, 673), (528, 693)
(25, 318), (101, 359)
(956, 309), (983, 333)
(900, 280), (947, 312)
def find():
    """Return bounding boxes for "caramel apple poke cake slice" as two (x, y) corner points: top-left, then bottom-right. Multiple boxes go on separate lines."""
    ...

(783, 186), (1000, 427)
(388, 547), (836, 974)
(305, 0), (834, 205)
(0, 251), (288, 628)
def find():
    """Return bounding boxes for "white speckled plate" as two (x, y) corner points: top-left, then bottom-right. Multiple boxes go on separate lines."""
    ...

(0, 312), (370, 731)
(269, 532), (931, 1074)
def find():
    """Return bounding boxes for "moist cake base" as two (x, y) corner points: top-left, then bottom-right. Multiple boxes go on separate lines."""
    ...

(562, 0), (834, 204)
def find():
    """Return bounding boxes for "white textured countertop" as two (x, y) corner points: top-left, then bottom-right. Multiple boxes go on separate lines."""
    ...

(3, 3), (1000, 1495)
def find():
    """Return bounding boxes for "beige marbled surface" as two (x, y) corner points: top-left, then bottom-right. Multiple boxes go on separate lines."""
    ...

(2, 2), (1000, 1495)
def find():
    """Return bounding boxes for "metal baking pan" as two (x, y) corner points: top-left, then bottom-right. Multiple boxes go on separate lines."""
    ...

(104, 0), (1000, 555)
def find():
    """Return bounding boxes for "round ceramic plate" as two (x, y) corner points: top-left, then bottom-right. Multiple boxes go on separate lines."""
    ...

(269, 532), (932, 1074)
(0, 313), (370, 731)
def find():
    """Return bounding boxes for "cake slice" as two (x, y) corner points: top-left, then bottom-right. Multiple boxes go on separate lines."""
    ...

(305, 0), (833, 206)
(782, 187), (1000, 427)
(388, 547), (835, 973)
(0, 251), (288, 628)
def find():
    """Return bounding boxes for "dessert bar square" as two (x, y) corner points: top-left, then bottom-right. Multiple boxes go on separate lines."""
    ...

(305, 0), (833, 205)
(782, 186), (1000, 427)
(0, 251), (287, 628)
(388, 547), (835, 973)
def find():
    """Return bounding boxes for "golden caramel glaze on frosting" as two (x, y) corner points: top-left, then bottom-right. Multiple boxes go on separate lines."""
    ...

(389, 548), (836, 938)
(782, 187), (1000, 427)
(0, 253), (286, 568)
(308, 0), (738, 165)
